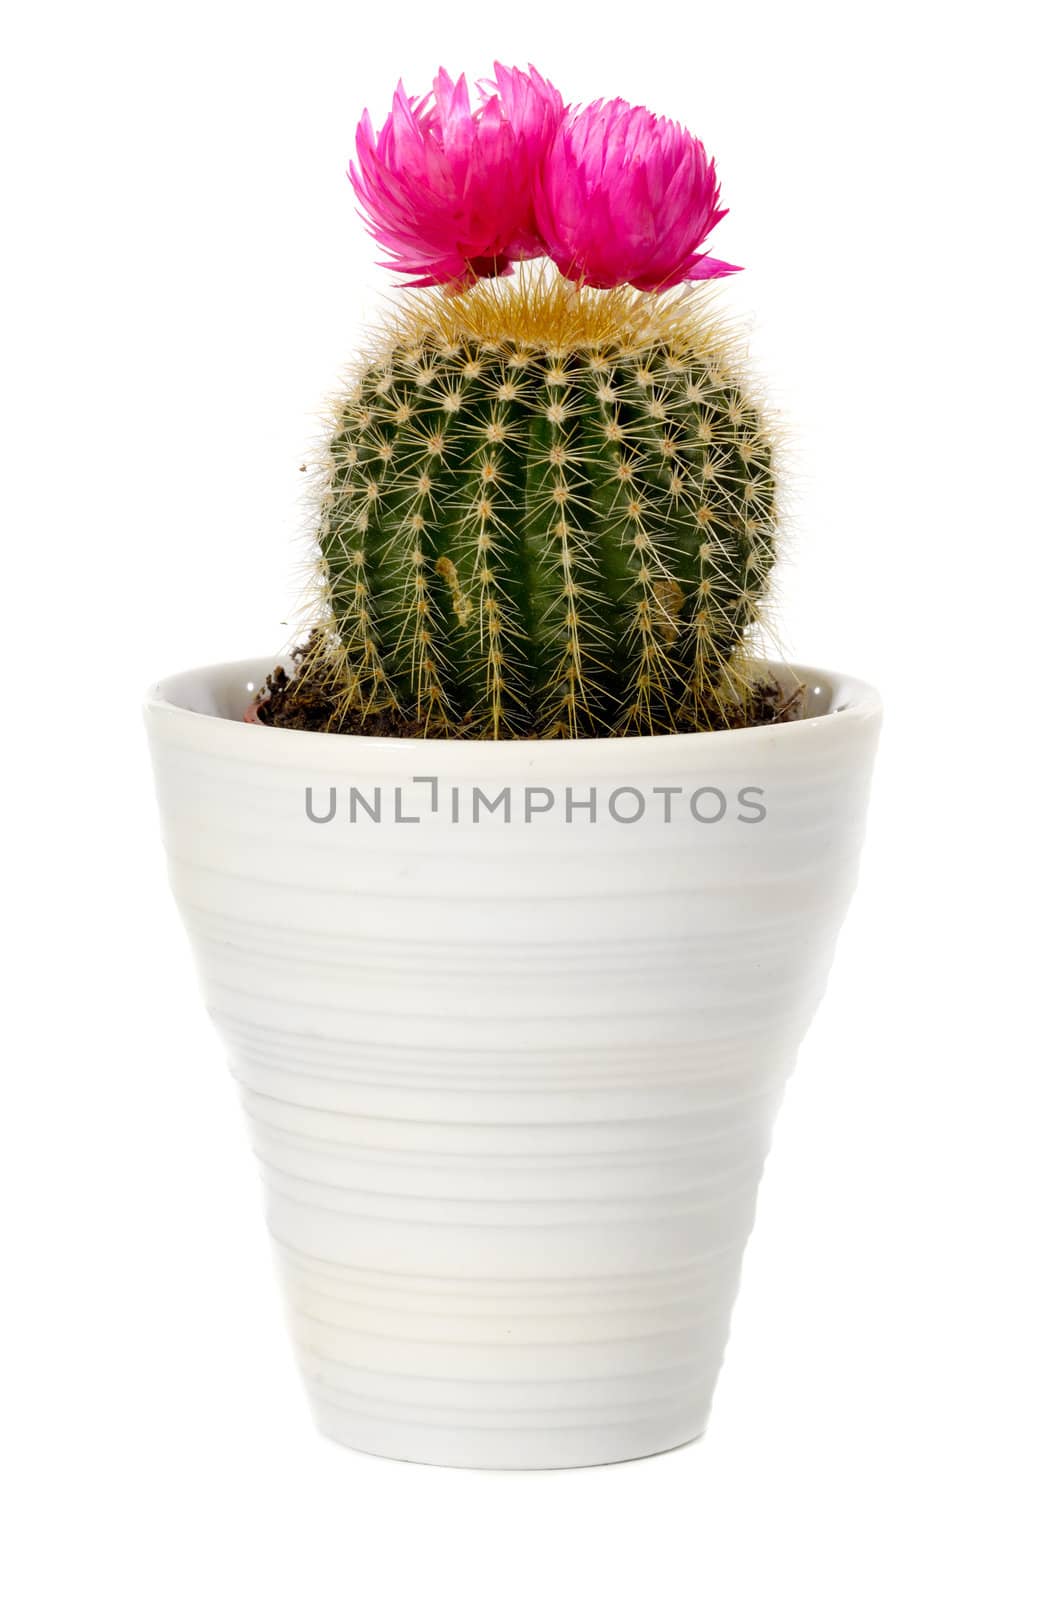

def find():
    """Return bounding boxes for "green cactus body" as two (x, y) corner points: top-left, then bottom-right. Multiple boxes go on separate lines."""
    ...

(312, 278), (776, 737)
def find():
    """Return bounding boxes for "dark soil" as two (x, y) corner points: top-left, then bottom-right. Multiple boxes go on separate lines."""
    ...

(250, 640), (806, 738)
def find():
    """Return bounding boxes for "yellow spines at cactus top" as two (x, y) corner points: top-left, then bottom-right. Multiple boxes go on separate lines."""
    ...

(307, 271), (778, 738)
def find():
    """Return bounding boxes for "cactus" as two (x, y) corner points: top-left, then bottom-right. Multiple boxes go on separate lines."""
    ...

(307, 275), (776, 738)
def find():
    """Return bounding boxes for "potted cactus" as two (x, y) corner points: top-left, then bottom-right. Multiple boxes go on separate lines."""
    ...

(145, 65), (881, 1470)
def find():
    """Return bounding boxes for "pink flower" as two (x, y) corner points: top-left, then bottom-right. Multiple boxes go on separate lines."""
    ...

(535, 99), (740, 291)
(348, 65), (564, 288)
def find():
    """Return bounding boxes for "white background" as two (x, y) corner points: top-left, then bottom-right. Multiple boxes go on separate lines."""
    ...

(3, 1), (1060, 1595)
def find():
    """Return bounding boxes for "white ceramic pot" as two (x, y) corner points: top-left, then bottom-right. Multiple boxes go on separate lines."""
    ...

(145, 657), (880, 1469)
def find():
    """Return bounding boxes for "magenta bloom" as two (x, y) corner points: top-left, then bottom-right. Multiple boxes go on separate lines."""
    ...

(536, 99), (740, 292)
(348, 65), (564, 288)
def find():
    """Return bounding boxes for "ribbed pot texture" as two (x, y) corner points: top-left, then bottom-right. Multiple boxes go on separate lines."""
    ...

(145, 658), (880, 1469)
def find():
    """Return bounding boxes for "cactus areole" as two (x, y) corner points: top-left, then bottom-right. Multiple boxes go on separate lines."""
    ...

(275, 67), (780, 738)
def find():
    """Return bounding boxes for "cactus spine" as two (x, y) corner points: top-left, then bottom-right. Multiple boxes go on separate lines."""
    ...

(310, 274), (776, 737)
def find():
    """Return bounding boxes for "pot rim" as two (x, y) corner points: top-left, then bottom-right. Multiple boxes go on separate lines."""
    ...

(145, 654), (881, 770)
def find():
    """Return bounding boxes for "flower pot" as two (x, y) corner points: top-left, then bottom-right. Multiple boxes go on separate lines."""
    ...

(144, 656), (880, 1470)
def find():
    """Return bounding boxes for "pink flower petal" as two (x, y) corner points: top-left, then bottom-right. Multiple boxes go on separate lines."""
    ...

(536, 99), (740, 292)
(349, 65), (564, 288)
